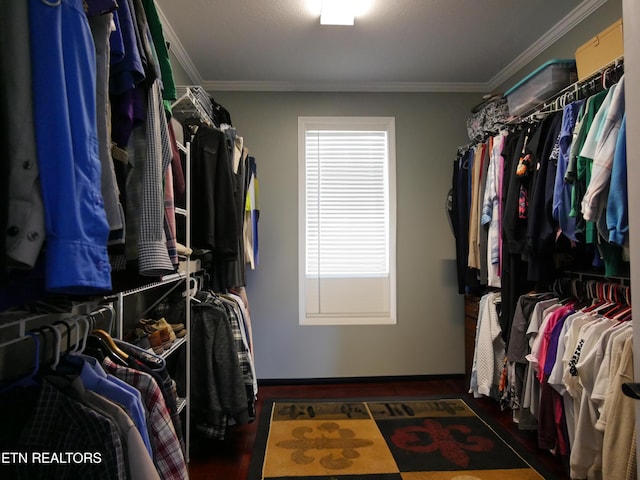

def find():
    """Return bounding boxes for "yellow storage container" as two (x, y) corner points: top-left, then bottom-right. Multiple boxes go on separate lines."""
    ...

(575, 19), (623, 81)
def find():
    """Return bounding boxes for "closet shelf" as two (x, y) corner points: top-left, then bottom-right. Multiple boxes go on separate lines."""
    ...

(107, 272), (188, 300)
(161, 336), (186, 359)
(173, 86), (214, 128)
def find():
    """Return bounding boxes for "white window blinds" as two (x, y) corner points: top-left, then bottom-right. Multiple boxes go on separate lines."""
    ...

(298, 117), (396, 325)
(305, 129), (389, 277)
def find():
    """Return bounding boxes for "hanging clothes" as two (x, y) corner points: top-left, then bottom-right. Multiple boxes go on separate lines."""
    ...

(469, 291), (504, 399)
(1, 0), (45, 273)
(102, 356), (189, 480)
(0, 319), (189, 480)
(190, 125), (239, 260)
(481, 132), (507, 288)
(29, 0), (112, 294)
(553, 99), (585, 243)
(0, 381), (128, 479)
(190, 290), (256, 441)
(606, 115), (628, 248)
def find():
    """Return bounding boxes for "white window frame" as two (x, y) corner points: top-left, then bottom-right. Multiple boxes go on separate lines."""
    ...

(298, 116), (397, 325)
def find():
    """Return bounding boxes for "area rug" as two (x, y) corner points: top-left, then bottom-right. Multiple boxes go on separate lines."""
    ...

(248, 397), (552, 479)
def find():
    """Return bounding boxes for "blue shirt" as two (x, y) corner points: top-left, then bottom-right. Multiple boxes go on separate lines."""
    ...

(68, 354), (153, 457)
(109, 0), (144, 95)
(553, 99), (584, 242)
(29, 0), (112, 294)
(607, 115), (628, 245)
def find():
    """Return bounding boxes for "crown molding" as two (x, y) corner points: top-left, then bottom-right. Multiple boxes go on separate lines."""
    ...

(155, 4), (203, 85)
(487, 0), (608, 91)
(161, 0), (607, 94)
(201, 80), (490, 93)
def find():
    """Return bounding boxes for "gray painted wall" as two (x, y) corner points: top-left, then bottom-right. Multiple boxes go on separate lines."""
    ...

(199, 0), (626, 380)
(209, 92), (476, 379)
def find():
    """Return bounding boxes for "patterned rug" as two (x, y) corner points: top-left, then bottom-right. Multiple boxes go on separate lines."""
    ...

(249, 398), (550, 479)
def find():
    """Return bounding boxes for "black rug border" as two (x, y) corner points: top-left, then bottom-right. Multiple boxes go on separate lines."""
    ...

(247, 394), (560, 480)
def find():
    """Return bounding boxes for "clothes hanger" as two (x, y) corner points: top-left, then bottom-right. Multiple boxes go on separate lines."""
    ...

(90, 329), (129, 363)
(82, 315), (117, 364)
(612, 305), (632, 323)
(184, 276), (202, 303)
(91, 304), (116, 335)
(75, 316), (90, 353)
(37, 325), (62, 371)
(49, 319), (94, 378)
(53, 320), (74, 357)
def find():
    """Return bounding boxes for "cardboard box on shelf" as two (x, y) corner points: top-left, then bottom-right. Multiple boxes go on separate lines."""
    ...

(575, 19), (623, 81)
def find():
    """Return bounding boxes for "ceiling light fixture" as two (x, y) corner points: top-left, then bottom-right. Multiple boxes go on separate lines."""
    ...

(320, 0), (355, 25)
(317, 0), (373, 26)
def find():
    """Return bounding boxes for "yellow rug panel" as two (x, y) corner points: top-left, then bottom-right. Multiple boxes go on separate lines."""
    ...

(263, 418), (399, 477)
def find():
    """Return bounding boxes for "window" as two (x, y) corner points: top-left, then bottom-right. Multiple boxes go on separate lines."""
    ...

(298, 116), (396, 325)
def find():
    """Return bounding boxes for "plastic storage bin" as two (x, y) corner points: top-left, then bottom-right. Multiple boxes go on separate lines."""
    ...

(504, 59), (577, 117)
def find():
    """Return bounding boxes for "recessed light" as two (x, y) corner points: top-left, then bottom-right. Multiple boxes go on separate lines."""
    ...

(314, 0), (373, 26)
(321, 0), (355, 25)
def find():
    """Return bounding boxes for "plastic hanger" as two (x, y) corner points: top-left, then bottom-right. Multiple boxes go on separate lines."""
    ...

(185, 276), (202, 303)
(37, 325), (62, 371)
(90, 305), (115, 335)
(53, 320), (73, 357)
(75, 316), (90, 353)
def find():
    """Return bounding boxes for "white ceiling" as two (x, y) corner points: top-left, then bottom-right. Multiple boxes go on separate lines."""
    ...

(154, 0), (605, 92)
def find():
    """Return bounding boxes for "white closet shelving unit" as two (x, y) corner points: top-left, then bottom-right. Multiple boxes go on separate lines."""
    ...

(173, 86), (215, 128)
(170, 85), (215, 461)
(108, 269), (192, 452)
(107, 86), (211, 462)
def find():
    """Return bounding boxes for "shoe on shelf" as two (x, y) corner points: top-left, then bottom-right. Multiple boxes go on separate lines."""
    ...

(132, 333), (152, 352)
(141, 317), (186, 338)
(125, 326), (157, 353)
(146, 330), (164, 354)
(155, 318), (177, 344)
(156, 319), (186, 338)
(137, 318), (175, 348)
(168, 322), (187, 338)
(167, 322), (185, 332)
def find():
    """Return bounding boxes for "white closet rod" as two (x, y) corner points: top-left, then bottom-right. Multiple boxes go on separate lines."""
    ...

(0, 304), (116, 381)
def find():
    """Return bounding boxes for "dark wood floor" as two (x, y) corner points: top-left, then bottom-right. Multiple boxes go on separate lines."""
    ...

(186, 377), (569, 479)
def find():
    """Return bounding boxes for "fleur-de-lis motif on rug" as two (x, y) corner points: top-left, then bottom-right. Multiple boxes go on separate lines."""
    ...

(390, 419), (494, 468)
(276, 422), (374, 470)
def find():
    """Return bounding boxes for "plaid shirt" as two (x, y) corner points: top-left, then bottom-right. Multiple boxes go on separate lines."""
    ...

(103, 357), (188, 480)
(138, 80), (174, 276)
(191, 292), (250, 440)
(220, 296), (256, 415)
(0, 382), (127, 480)
(113, 339), (186, 453)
